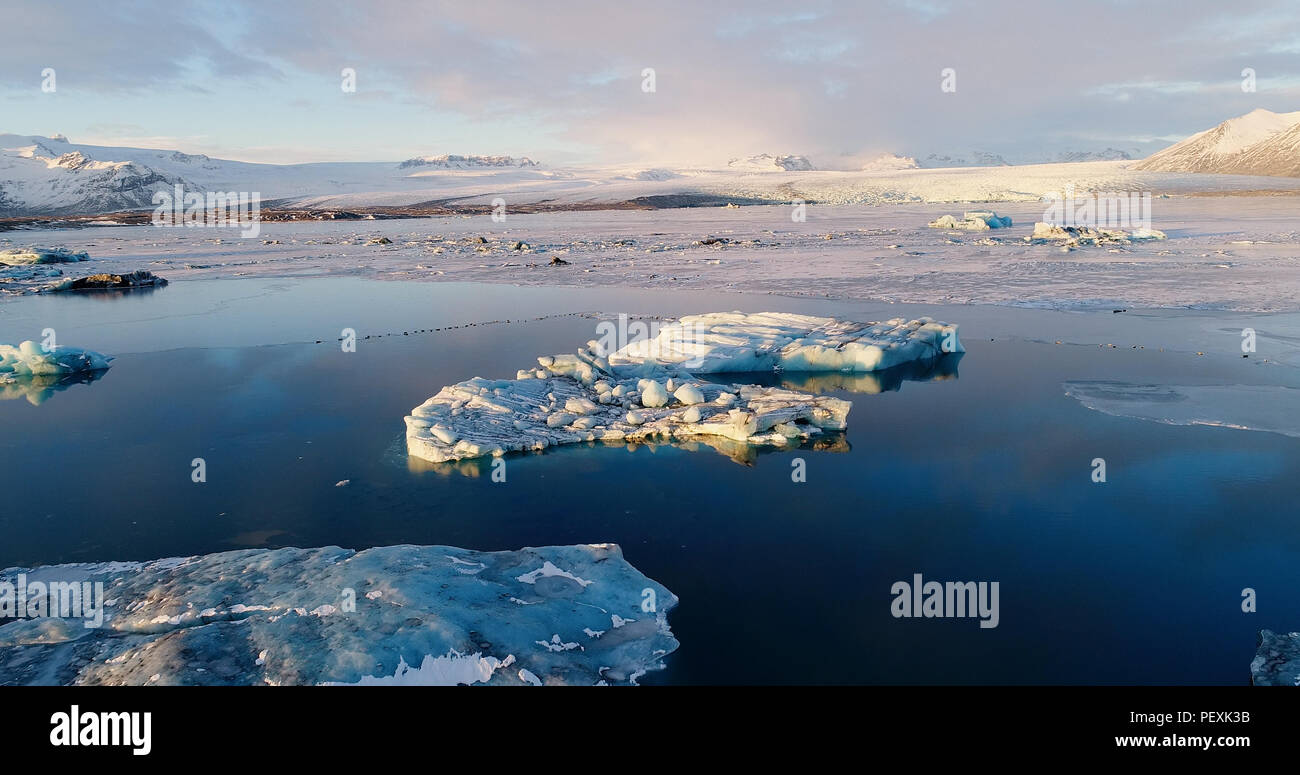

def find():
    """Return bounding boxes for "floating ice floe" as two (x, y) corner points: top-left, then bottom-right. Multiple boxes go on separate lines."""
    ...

(1251, 630), (1300, 686)
(406, 311), (962, 464)
(0, 341), (113, 380)
(927, 211), (1012, 231)
(48, 270), (168, 292)
(0, 247), (90, 266)
(1063, 381), (1300, 439)
(1026, 222), (1166, 246)
(0, 542), (677, 686)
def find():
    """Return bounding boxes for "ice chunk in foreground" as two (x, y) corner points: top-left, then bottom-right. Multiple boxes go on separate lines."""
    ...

(1250, 630), (1300, 686)
(0, 247), (89, 266)
(0, 340), (113, 379)
(406, 312), (961, 464)
(0, 543), (677, 686)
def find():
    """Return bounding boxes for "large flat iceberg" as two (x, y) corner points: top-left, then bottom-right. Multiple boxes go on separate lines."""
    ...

(406, 312), (962, 464)
(0, 542), (677, 686)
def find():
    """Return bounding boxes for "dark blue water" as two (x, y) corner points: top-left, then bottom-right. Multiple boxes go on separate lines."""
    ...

(2, 279), (1297, 684)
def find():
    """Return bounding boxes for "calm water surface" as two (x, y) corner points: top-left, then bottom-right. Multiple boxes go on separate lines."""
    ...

(2, 278), (1297, 684)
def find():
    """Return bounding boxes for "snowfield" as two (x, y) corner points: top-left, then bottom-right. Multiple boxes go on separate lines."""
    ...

(4, 197), (1300, 313)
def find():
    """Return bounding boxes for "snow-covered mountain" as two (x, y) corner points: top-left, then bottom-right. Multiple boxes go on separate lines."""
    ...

(0, 135), (191, 216)
(918, 151), (1009, 168)
(726, 153), (815, 171)
(1055, 148), (1134, 163)
(397, 154), (538, 170)
(0, 134), (554, 216)
(5, 129), (1300, 218)
(860, 153), (920, 172)
(1134, 109), (1300, 177)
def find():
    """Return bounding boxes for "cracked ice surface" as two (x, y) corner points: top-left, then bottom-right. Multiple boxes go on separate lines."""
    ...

(405, 311), (961, 464)
(0, 543), (677, 686)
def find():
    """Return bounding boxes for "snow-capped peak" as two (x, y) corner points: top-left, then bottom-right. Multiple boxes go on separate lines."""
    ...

(1135, 108), (1300, 177)
(726, 154), (815, 172)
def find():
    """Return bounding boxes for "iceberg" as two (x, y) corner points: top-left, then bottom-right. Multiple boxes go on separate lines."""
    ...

(1250, 630), (1300, 686)
(927, 211), (1012, 231)
(0, 340), (113, 379)
(1026, 222), (1166, 246)
(0, 247), (90, 266)
(405, 312), (962, 464)
(0, 542), (677, 686)
(605, 312), (963, 374)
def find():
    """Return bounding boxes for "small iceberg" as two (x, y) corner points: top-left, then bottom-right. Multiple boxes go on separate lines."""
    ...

(50, 270), (168, 292)
(927, 211), (1012, 231)
(0, 542), (677, 686)
(0, 341), (113, 379)
(0, 247), (90, 266)
(406, 312), (961, 464)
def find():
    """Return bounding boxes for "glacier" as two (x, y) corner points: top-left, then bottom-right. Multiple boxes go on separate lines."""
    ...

(0, 542), (677, 686)
(405, 312), (961, 464)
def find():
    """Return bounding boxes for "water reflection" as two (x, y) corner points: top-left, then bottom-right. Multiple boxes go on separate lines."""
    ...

(706, 352), (963, 394)
(0, 369), (109, 405)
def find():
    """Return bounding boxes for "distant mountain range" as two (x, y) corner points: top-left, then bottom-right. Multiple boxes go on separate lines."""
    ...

(397, 154), (538, 170)
(1134, 109), (1300, 177)
(3, 112), (1299, 217)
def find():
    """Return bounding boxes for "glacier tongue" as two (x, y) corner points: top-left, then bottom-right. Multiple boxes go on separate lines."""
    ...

(0, 543), (677, 686)
(405, 312), (962, 464)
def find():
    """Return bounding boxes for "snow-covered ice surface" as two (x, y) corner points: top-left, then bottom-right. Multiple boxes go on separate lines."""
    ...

(5, 198), (1300, 313)
(1250, 630), (1300, 686)
(0, 542), (677, 686)
(405, 311), (959, 464)
(1063, 381), (1300, 440)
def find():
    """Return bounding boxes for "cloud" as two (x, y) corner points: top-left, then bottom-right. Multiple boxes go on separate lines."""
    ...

(3, 0), (1299, 164)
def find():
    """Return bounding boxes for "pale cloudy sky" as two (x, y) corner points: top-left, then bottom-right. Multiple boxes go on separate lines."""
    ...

(2, 0), (1299, 165)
